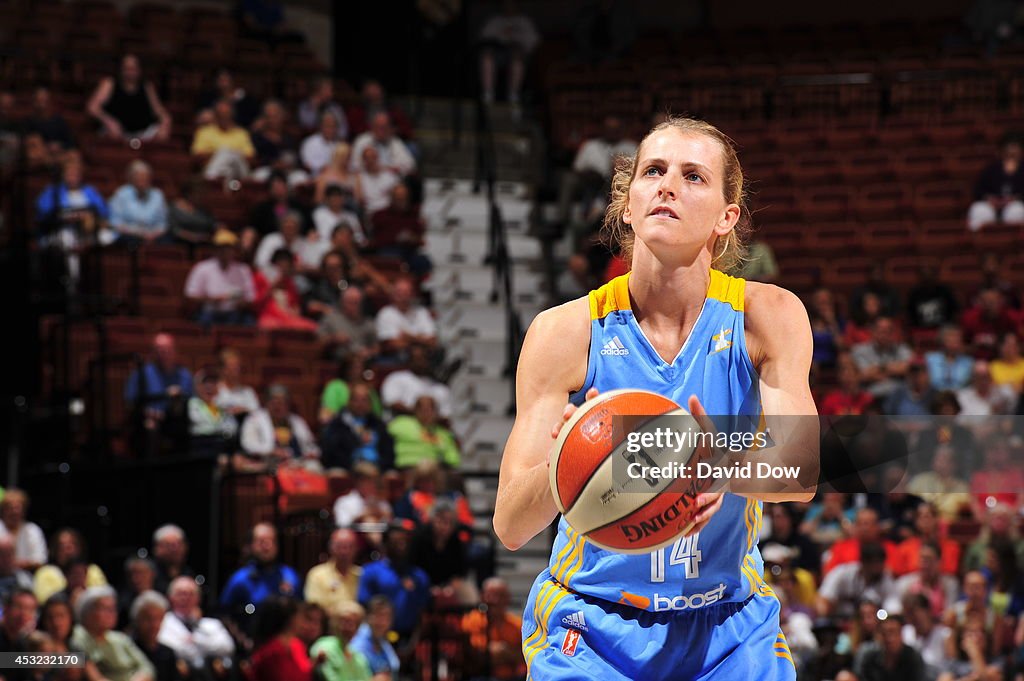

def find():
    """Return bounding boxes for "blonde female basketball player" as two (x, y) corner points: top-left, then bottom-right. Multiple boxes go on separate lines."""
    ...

(493, 117), (819, 680)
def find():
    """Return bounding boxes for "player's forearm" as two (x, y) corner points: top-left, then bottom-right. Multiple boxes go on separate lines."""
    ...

(493, 462), (558, 551)
(717, 415), (819, 503)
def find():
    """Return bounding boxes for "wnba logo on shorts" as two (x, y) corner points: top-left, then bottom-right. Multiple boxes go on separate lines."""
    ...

(561, 628), (582, 656)
(600, 336), (630, 356)
(653, 583), (728, 611)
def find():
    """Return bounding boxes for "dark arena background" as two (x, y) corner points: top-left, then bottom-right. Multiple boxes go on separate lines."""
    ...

(2, 0), (1024, 679)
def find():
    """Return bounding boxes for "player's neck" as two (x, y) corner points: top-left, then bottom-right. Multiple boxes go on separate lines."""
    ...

(627, 253), (711, 329)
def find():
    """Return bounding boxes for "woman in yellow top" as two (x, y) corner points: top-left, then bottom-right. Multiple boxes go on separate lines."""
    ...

(34, 528), (108, 603)
(990, 332), (1024, 392)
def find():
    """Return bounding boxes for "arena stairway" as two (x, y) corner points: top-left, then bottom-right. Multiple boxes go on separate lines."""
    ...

(410, 97), (554, 606)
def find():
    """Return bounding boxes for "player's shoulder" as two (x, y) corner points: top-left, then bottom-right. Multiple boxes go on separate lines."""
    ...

(743, 281), (811, 362)
(519, 297), (591, 386)
(526, 296), (591, 344)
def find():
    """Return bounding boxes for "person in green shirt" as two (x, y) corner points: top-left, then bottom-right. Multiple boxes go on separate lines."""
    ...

(311, 601), (377, 681)
(70, 586), (155, 681)
(320, 354), (383, 424)
(388, 396), (461, 470)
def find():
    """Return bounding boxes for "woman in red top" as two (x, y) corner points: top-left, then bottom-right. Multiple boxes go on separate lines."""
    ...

(246, 596), (313, 681)
(253, 248), (318, 331)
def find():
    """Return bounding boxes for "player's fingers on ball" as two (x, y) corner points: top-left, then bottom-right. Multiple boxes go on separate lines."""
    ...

(585, 387), (599, 401)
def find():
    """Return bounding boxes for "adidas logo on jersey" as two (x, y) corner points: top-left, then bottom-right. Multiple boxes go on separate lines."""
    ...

(600, 336), (630, 356)
(560, 611), (588, 632)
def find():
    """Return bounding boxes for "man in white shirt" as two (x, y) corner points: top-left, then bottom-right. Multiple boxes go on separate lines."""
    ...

(350, 112), (416, 177)
(375, 276), (436, 357)
(0, 489), (47, 571)
(184, 229), (256, 326)
(158, 576), (235, 673)
(556, 116), (637, 234)
(239, 384), (321, 471)
(956, 359), (1017, 416)
(300, 111), (343, 176)
(816, 543), (898, 619)
(313, 185), (366, 245)
(254, 210), (322, 277)
(380, 343), (452, 419)
(357, 146), (400, 215)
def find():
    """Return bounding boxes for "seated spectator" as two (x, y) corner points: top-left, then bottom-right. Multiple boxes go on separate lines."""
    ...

(962, 503), (1024, 573)
(151, 525), (194, 595)
(380, 344), (451, 418)
(478, 3), (540, 106)
(943, 571), (996, 640)
(322, 383), (394, 472)
(906, 264), (959, 332)
(239, 384), (321, 470)
(357, 522), (430, 642)
(799, 491), (855, 548)
(894, 544), (960, 621)
(761, 544), (817, 614)
(327, 225), (394, 302)
(369, 183), (431, 276)
(184, 229), (256, 327)
(895, 502), (961, 578)
(197, 67), (260, 129)
(295, 600), (327, 652)
(990, 332), (1024, 391)
(248, 171), (313, 237)
(957, 359), (1016, 416)
(117, 557), (157, 629)
(108, 160), (168, 244)
(761, 503), (820, 574)
(356, 146), (400, 215)
(314, 143), (363, 206)
(351, 112), (416, 178)
(25, 86), (75, 154)
(247, 596), (313, 681)
(0, 489), (47, 571)
(852, 316), (914, 398)
(820, 356), (873, 415)
(823, 508), (900, 576)
(33, 528), (108, 604)
(389, 396), (461, 470)
(215, 348), (261, 423)
(221, 523), (301, 617)
(159, 576), (235, 676)
(320, 354), (383, 424)
(301, 112), (345, 177)
(885, 358), (936, 417)
(191, 99), (255, 181)
(168, 180), (219, 244)
(375, 278), (437, 358)
(305, 529), (362, 616)
(124, 332), (193, 419)
(35, 157), (114, 257)
(87, 54), (171, 141)
(461, 578), (525, 681)
(130, 591), (180, 681)
(941, 620), (1000, 681)
(0, 587), (38, 653)
(349, 595), (400, 679)
(807, 287), (848, 370)
(926, 326), (975, 391)
(850, 613), (926, 681)
(71, 586), (156, 681)
(843, 291), (884, 347)
(253, 248), (319, 331)
(298, 77), (348, 136)
(254, 212), (321, 277)
(0, 535), (33, 606)
(409, 499), (478, 606)
(333, 463), (393, 534)
(188, 368), (239, 455)
(967, 133), (1024, 231)
(40, 595), (86, 662)
(348, 79), (414, 141)
(556, 115), (636, 235)
(393, 461), (475, 527)
(313, 185), (365, 245)
(817, 543), (898, 619)
(913, 392), (977, 472)
(318, 285), (379, 363)
(961, 287), (1023, 359)
(250, 99), (306, 186)
(311, 601), (373, 681)
(907, 445), (972, 520)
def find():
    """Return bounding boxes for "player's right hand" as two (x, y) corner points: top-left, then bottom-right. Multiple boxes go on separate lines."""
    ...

(550, 387), (598, 439)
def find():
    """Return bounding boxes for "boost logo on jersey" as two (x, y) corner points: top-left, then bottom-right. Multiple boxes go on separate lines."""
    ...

(653, 583), (728, 611)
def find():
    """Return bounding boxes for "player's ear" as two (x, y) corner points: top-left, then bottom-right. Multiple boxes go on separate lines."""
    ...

(714, 203), (740, 236)
(623, 204), (632, 225)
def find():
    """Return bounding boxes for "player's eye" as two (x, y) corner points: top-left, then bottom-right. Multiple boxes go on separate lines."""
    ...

(686, 173), (703, 183)
(643, 165), (662, 176)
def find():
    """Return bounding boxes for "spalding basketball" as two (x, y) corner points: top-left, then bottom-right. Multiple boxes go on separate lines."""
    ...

(549, 389), (709, 554)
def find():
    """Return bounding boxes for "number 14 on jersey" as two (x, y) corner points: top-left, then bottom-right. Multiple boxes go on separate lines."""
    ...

(650, 532), (702, 582)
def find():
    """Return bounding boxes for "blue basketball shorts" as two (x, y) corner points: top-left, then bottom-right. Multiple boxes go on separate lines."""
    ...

(521, 569), (796, 681)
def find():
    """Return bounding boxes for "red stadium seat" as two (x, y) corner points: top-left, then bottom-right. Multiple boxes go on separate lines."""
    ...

(862, 220), (916, 254)
(807, 222), (862, 254)
(916, 219), (972, 254)
(823, 256), (873, 290)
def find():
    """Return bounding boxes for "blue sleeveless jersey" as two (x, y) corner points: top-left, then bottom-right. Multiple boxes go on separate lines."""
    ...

(548, 269), (771, 612)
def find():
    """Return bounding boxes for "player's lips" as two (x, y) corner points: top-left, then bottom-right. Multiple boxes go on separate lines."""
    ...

(649, 206), (679, 219)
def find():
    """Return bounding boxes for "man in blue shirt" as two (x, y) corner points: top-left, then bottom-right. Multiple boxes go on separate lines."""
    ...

(357, 520), (429, 644)
(124, 333), (193, 415)
(925, 326), (974, 391)
(220, 522), (300, 631)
